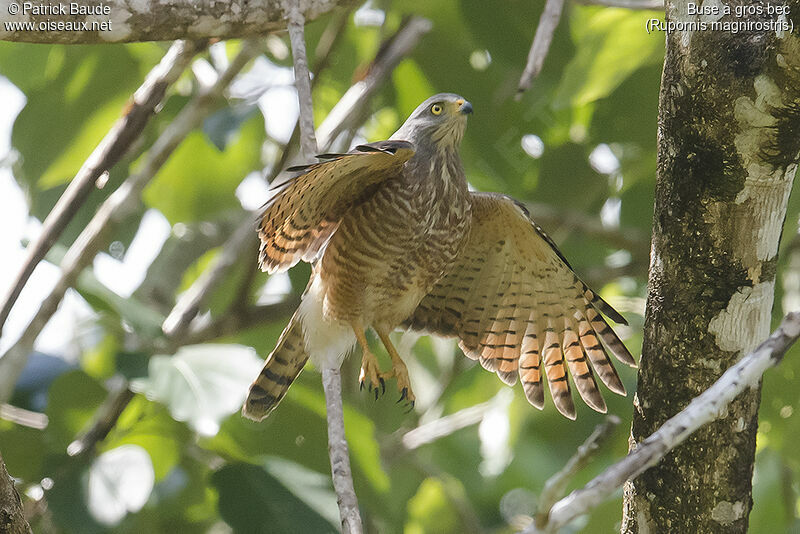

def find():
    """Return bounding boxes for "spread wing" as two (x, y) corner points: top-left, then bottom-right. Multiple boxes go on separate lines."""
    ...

(258, 140), (415, 273)
(404, 192), (636, 419)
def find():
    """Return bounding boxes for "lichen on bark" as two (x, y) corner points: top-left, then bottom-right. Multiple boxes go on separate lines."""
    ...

(621, 1), (800, 532)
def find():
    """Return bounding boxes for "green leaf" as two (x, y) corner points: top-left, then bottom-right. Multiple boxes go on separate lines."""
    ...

(10, 45), (143, 189)
(130, 344), (263, 436)
(405, 477), (463, 534)
(0, 422), (46, 481)
(38, 94), (129, 188)
(554, 7), (663, 108)
(102, 396), (191, 481)
(86, 444), (155, 526)
(45, 370), (107, 449)
(142, 114), (264, 224)
(212, 462), (338, 534)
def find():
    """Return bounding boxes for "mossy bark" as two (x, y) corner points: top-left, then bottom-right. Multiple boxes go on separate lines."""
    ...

(621, 2), (800, 532)
(0, 452), (31, 534)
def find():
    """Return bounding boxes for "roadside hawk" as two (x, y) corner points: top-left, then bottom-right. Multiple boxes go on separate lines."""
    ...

(242, 93), (636, 421)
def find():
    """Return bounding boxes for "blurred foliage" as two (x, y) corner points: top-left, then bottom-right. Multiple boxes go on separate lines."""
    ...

(0, 0), (797, 533)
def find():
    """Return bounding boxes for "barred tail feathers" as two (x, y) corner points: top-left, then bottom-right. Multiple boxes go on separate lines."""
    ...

(242, 311), (308, 421)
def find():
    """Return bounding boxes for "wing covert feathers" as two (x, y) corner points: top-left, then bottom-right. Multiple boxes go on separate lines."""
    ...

(257, 140), (415, 273)
(404, 192), (636, 419)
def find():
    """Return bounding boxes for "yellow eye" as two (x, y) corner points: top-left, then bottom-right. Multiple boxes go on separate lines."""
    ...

(431, 104), (443, 115)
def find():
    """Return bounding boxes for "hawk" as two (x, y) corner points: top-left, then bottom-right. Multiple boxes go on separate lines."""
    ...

(242, 93), (635, 421)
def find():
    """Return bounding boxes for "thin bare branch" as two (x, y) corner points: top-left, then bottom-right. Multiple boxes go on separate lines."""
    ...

(287, 6), (319, 158)
(162, 219), (258, 339)
(0, 39), (205, 337)
(66, 382), (135, 458)
(534, 416), (620, 530)
(401, 401), (493, 450)
(0, 404), (48, 430)
(0, 0), (357, 44)
(525, 311), (800, 533)
(286, 9), (361, 531)
(0, 451), (31, 534)
(316, 16), (432, 148)
(321, 367), (363, 534)
(170, 300), (302, 348)
(0, 40), (262, 403)
(516, 0), (565, 98)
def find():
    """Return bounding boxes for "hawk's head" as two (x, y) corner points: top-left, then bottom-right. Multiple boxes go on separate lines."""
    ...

(394, 93), (472, 151)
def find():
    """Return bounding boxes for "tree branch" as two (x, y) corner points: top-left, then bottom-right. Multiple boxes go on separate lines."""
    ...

(533, 416), (620, 530)
(525, 312), (800, 533)
(287, 6), (319, 159)
(287, 13), (362, 532)
(0, 404), (48, 430)
(161, 218), (258, 339)
(316, 16), (432, 148)
(0, 451), (32, 534)
(66, 382), (135, 459)
(321, 367), (363, 534)
(516, 0), (564, 98)
(0, 39), (262, 403)
(0, 39), (205, 337)
(0, 0), (357, 44)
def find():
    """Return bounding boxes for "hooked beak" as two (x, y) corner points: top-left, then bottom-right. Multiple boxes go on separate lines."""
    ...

(458, 100), (473, 115)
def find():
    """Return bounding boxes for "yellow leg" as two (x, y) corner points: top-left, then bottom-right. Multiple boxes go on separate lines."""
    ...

(352, 321), (385, 396)
(375, 327), (416, 405)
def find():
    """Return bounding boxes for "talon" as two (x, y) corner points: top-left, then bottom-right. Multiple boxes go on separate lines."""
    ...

(379, 377), (385, 395)
(399, 388), (408, 402)
(359, 380), (364, 391)
(374, 387), (379, 401)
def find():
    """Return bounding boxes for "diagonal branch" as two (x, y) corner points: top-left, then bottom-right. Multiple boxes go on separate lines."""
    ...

(516, 0), (565, 99)
(533, 416), (620, 530)
(0, 39), (206, 337)
(525, 311), (800, 533)
(0, 39), (262, 403)
(285, 8), (361, 532)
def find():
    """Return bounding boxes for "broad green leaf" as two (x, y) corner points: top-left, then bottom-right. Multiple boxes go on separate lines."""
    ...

(212, 462), (338, 534)
(0, 422), (46, 481)
(102, 398), (191, 481)
(10, 45), (143, 188)
(142, 115), (264, 224)
(392, 59), (435, 118)
(405, 477), (463, 534)
(130, 344), (263, 436)
(554, 7), (663, 108)
(87, 444), (155, 526)
(76, 268), (165, 340)
(45, 370), (107, 449)
(38, 94), (129, 188)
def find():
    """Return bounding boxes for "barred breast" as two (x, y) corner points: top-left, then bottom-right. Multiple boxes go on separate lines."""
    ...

(319, 159), (471, 330)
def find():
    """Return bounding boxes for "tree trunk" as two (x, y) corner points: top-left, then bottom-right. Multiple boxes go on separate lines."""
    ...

(0, 452), (32, 534)
(621, 3), (800, 532)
